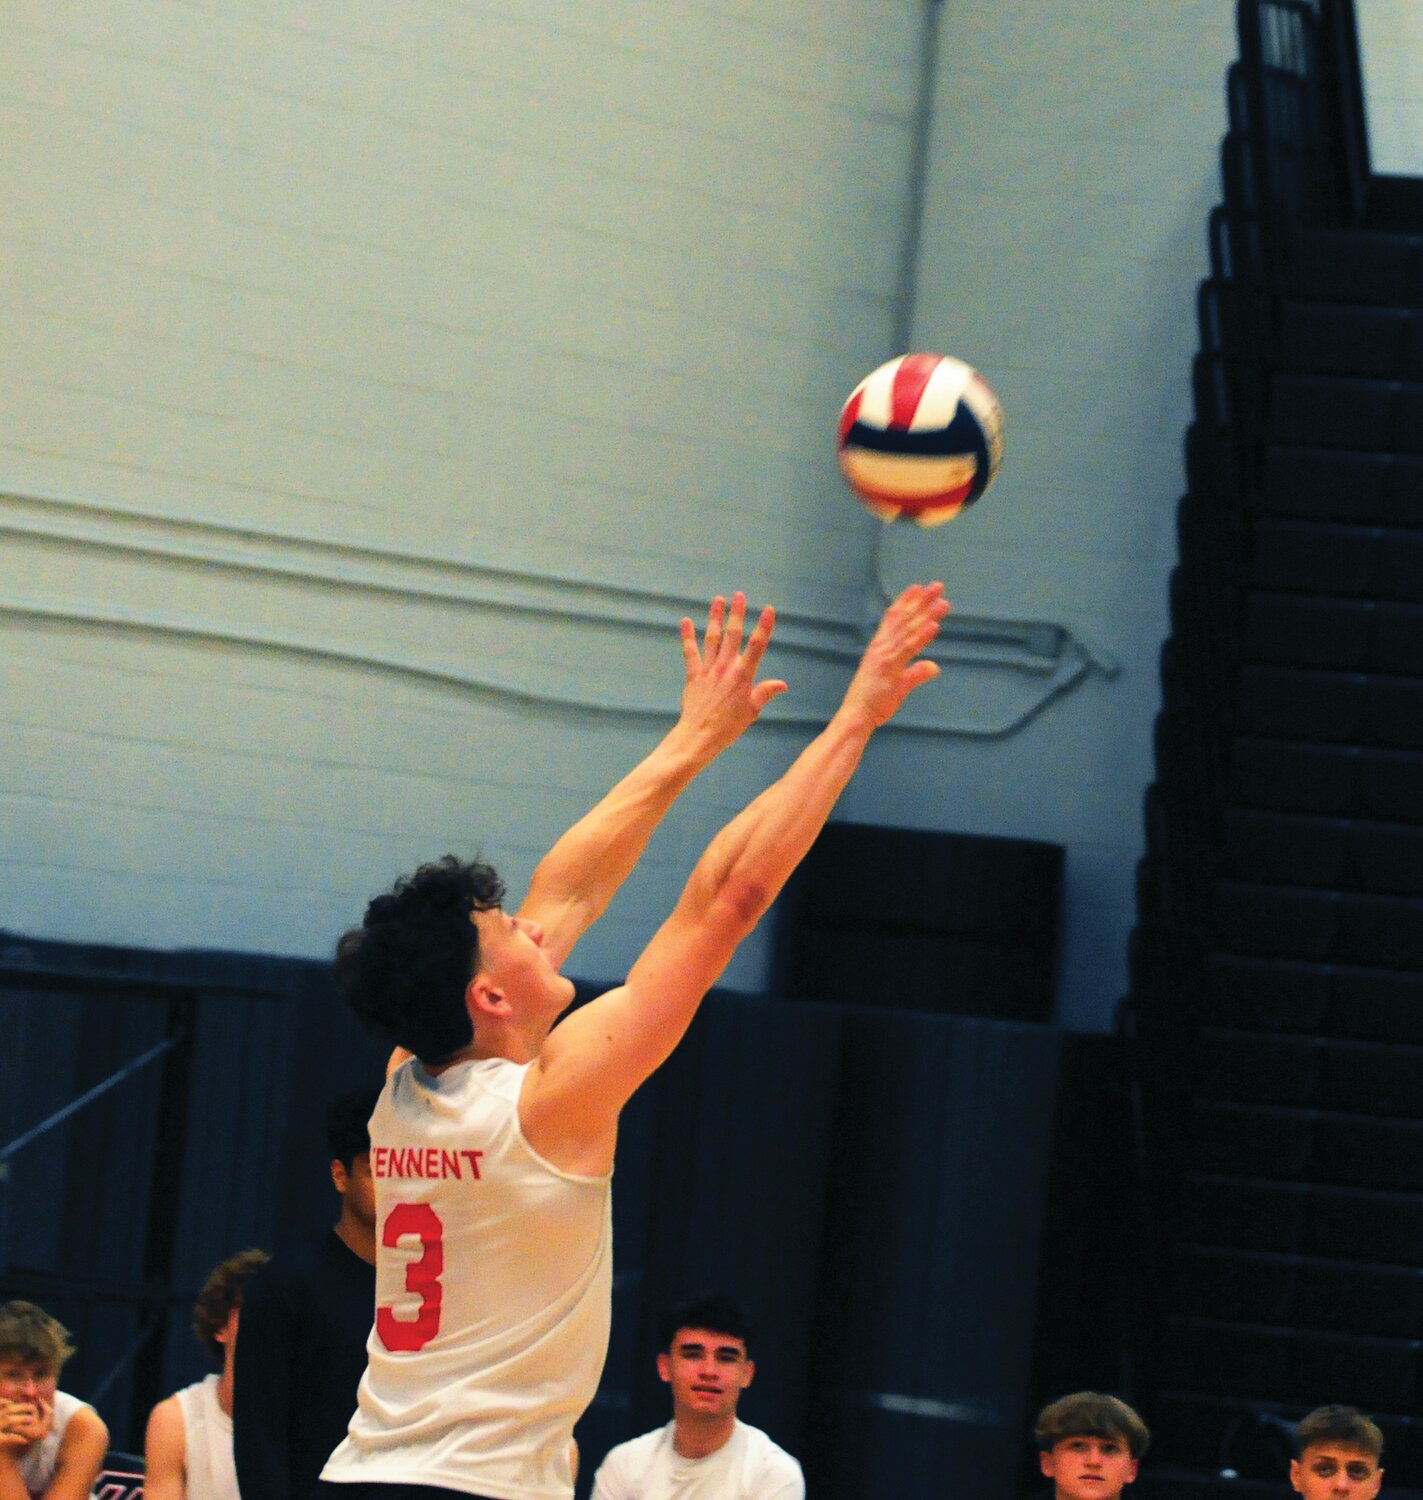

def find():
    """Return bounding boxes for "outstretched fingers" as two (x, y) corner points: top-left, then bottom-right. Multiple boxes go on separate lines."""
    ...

(701, 594), (727, 663)
(881, 582), (949, 659)
(720, 591), (747, 660)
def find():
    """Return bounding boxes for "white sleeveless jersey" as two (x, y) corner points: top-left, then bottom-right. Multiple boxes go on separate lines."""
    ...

(175, 1374), (239, 1500)
(17, 1390), (86, 1499)
(322, 1056), (613, 1500)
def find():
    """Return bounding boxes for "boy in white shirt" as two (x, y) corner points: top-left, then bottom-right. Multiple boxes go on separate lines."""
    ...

(592, 1294), (802, 1500)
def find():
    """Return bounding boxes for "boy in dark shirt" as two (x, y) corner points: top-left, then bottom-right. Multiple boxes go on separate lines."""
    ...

(233, 1088), (379, 1500)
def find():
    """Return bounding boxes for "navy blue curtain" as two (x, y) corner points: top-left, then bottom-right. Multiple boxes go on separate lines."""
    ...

(2, 938), (1060, 1500)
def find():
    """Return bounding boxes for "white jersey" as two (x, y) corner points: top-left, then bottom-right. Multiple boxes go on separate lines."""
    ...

(590, 1420), (804, 1500)
(322, 1055), (613, 1500)
(174, 1375), (239, 1500)
(17, 1390), (87, 1500)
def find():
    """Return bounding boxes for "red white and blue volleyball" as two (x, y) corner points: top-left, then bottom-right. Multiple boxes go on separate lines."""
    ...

(836, 353), (1005, 526)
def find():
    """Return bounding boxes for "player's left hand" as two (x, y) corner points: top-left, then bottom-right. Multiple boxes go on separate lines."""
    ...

(675, 592), (788, 756)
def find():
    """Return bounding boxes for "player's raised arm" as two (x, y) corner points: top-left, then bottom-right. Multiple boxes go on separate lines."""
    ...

(522, 582), (949, 1167)
(517, 592), (787, 969)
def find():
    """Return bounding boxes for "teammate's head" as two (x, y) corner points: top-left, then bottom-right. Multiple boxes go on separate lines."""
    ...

(656, 1293), (756, 1426)
(0, 1301), (73, 1384)
(1035, 1392), (1149, 1500)
(325, 1086), (379, 1171)
(192, 1248), (269, 1362)
(658, 1292), (755, 1356)
(336, 856), (506, 1063)
(326, 1085), (380, 1231)
(1291, 1407), (1384, 1500)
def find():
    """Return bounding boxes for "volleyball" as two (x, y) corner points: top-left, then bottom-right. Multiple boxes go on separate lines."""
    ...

(836, 353), (1004, 525)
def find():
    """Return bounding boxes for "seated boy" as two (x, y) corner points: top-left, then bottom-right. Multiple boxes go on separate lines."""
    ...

(1290, 1405), (1383, 1500)
(0, 1299), (109, 1500)
(1034, 1391), (1150, 1500)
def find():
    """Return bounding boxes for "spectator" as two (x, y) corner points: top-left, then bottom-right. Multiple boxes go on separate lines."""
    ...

(145, 1249), (269, 1500)
(0, 1300), (108, 1500)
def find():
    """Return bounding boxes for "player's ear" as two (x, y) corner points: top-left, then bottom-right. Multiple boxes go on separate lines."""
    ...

(739, 1358), (756, 1390)
(1040, 1450), (1057, 1479)
(1289, 1460), (1304, 1495)
(467, 973), (508, 1018)
(656, 1352), (672, 1385)
(330, 1159), (349, 1196)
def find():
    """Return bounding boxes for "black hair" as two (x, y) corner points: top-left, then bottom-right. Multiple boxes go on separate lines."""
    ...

(658, 1292), (754, 1356)
(324, 1086), (382, 1169)
(336, 855), (505, 1063)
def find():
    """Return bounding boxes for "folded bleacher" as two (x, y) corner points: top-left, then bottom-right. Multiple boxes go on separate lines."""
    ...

(1124, 2), (1423, 1496)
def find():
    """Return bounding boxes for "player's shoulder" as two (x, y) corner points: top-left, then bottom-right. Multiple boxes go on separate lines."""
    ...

(144, 1390), (185, 1441)
(598, 1421), (673, 1475)
(735, 1421), (803, 1482)
(62, 1394), (108, 1443)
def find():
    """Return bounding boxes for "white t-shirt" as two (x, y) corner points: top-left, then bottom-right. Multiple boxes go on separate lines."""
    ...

(322, 1056), (612, 1500)
(17, 1390), (87, 1500)
(591, 1420), (805, 1500)
(174, 1374), (238, 1500)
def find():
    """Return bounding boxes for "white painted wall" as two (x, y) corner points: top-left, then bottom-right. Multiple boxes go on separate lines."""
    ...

(845, 0), (1239, 1029)
(0, 0), (925, 986)
(1356, 0), (1423, 175)
(0, 1), (1306, 1031)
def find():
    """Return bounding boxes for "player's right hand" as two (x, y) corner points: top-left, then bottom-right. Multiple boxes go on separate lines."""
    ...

(0, 1396), (49, 1450)
(842, 582), (950, 727)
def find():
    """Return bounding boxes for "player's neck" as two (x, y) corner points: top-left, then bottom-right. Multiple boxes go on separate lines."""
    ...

(334, 1209), (377, 1265)
(672, 1412), (738, 1460)
(425, 1017), (548, 1073)
(216, 1347), (236, 1416)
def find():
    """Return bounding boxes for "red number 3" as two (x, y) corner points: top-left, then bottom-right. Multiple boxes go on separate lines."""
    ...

(376, 1202), (444, 1352)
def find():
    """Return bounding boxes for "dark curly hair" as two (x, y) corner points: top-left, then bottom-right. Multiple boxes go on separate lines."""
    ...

(336, 855), (506, 1063)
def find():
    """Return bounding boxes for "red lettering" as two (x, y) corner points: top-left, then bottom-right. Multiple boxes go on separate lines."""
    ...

(371, 1144), (485, 1181)
(376, 1202), (444, 1352)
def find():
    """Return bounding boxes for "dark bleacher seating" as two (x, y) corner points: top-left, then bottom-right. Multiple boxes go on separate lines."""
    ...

(1274, 301), (1423, 378)
(1122, 3), (1423, 1494)
(1258, 445), (1423, 525)
(1281, 227), (1423, 305)
(1226, 738), (1423, 820)
(1247, 519), (1423, 601)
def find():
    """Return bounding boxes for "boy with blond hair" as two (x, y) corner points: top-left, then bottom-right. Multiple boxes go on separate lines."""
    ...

(0, 1300), (108, 1500)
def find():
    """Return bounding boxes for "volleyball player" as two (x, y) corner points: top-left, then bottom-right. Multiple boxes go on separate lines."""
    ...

(318, 583), (949, 1500)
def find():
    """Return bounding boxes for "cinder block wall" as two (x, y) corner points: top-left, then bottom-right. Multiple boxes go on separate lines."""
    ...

(0, 0), (922, 985)
(847, 1), (1237, 1028)
(14, 3), (1394, 1029)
